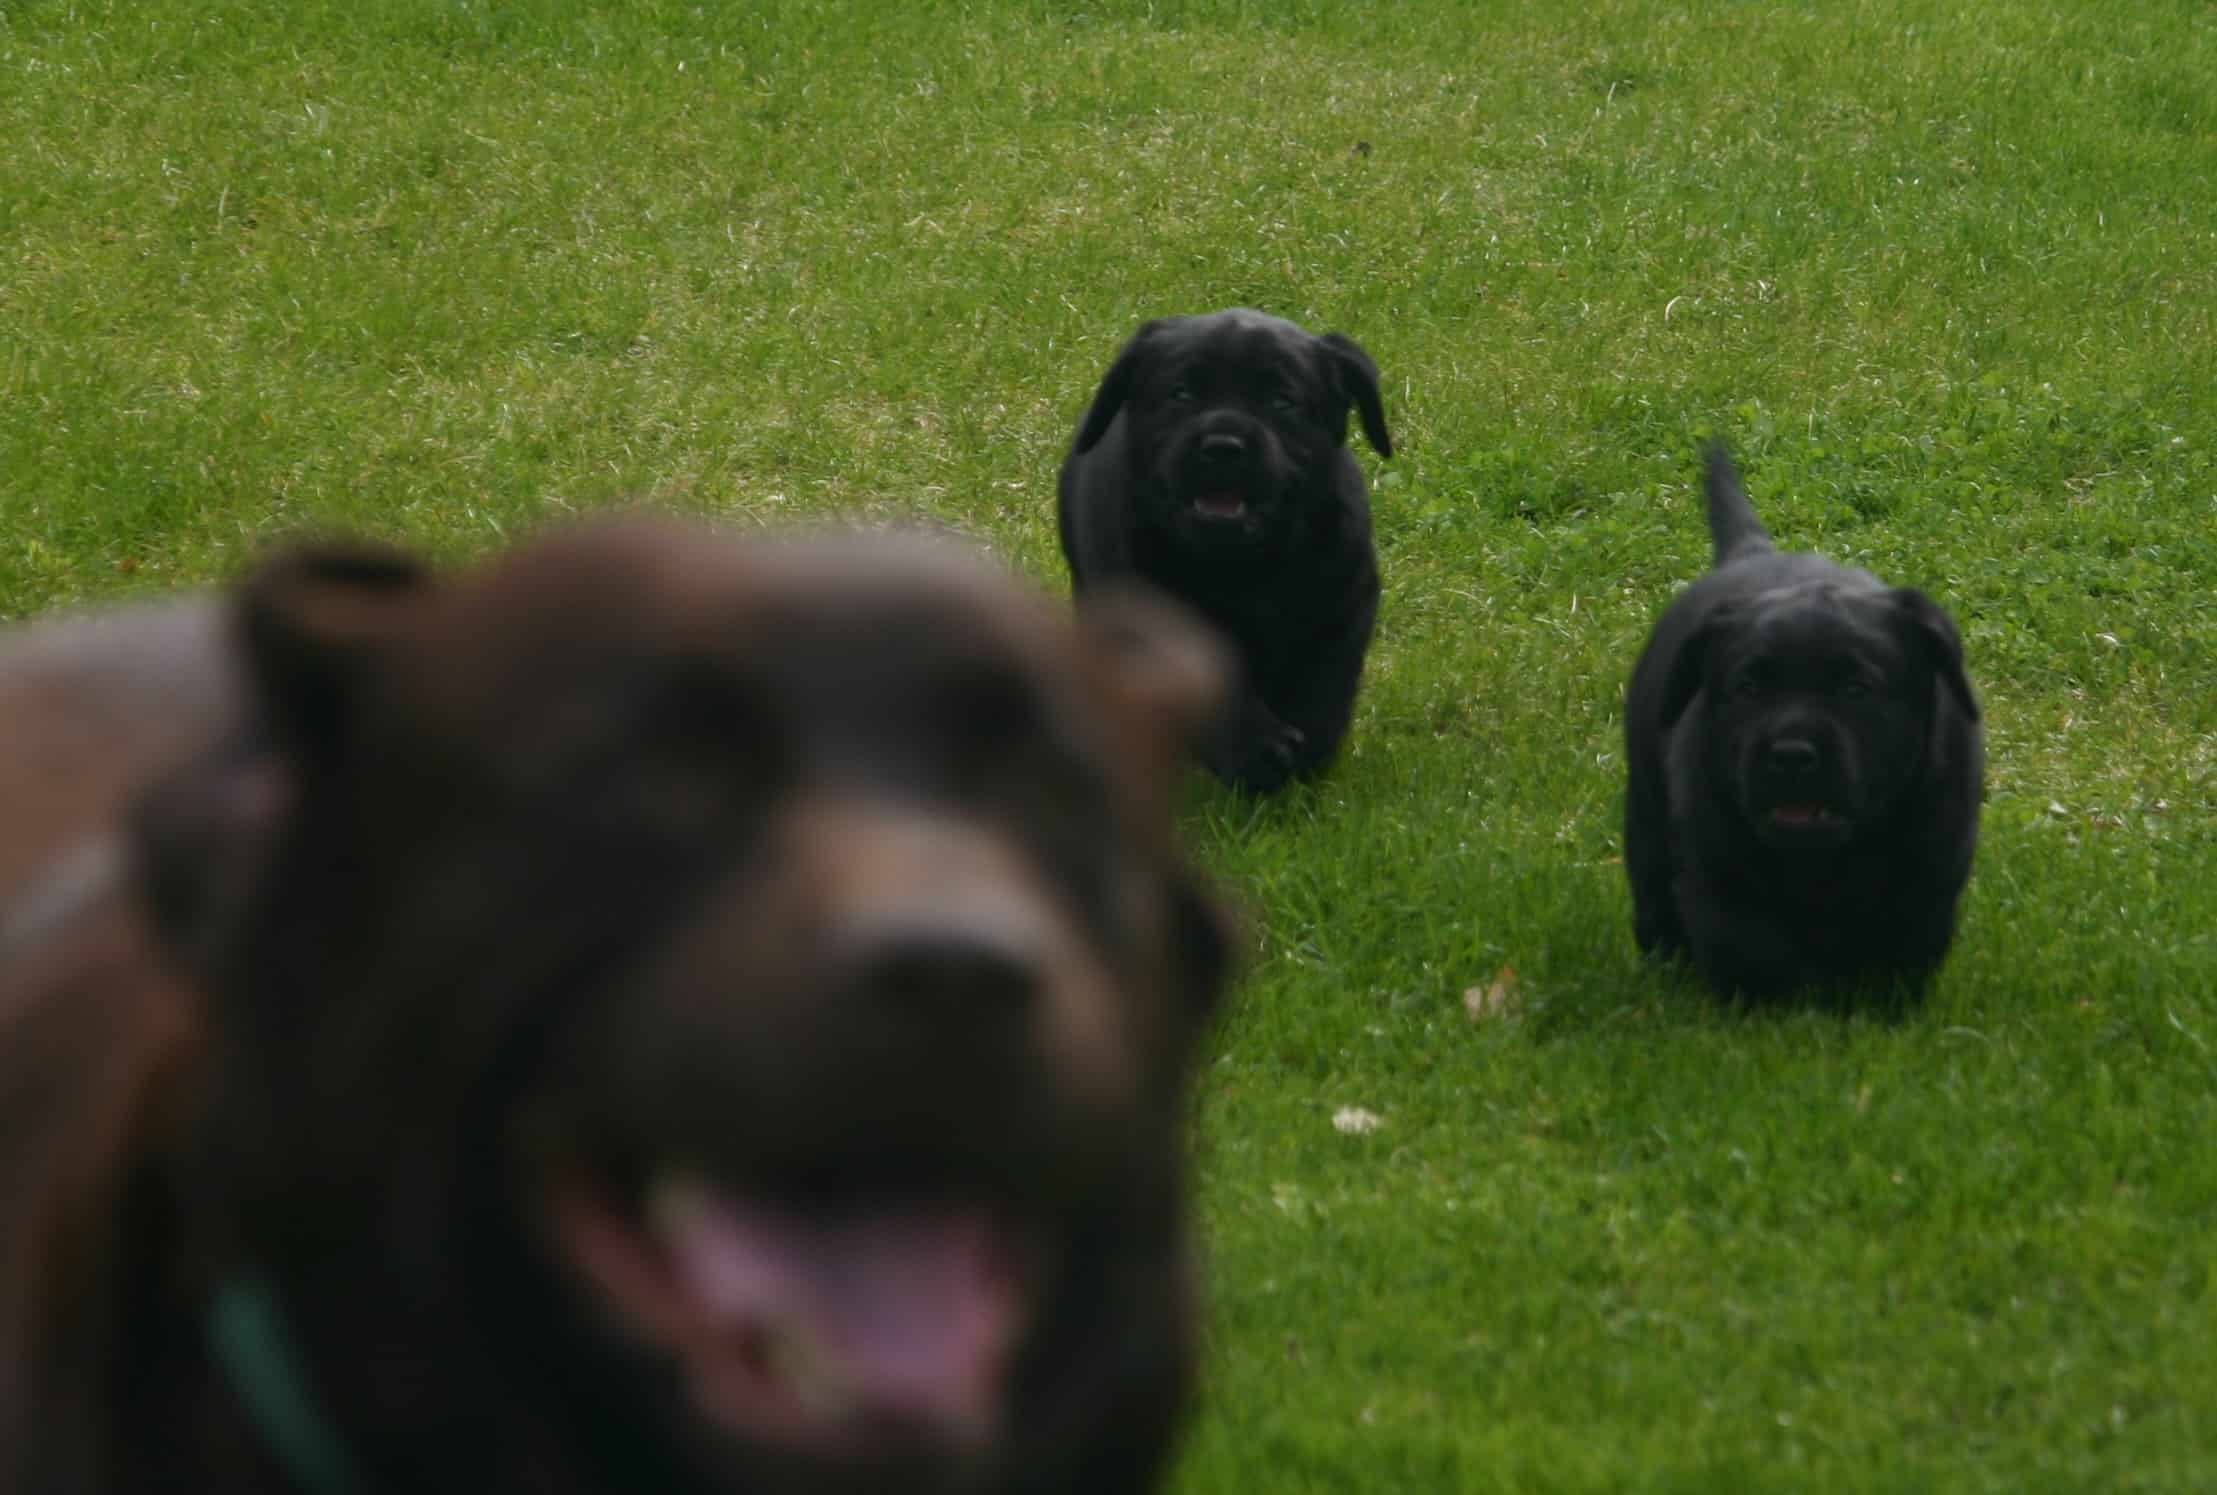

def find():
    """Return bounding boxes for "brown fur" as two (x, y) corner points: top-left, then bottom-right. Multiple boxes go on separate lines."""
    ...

(0, 521), (1234, 1494)
(0, 601), (239, 1485)
(0, 601), (237, 893)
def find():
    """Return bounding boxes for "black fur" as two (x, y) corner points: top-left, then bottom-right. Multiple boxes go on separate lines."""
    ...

(1057, 309), (1392, 794)
(1623, 443), (1984, 1002)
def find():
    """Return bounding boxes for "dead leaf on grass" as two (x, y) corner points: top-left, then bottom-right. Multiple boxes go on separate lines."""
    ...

(1463, 963), (1520, 1022)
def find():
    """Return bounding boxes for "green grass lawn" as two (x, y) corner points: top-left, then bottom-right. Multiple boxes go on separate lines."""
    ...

(5, 0), (2213, 1488)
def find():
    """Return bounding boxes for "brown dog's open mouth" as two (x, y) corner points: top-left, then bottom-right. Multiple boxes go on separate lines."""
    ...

(548, 1168), (1028, 1457)
(1189, 492), (1248, 521)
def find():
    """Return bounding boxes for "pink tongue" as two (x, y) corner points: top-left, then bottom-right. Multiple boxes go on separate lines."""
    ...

(655, 1185), (1019, 1435)
(1193, 492), (1246, 518)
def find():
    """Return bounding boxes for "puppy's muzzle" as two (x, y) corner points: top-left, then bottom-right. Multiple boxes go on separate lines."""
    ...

(1196, 432), (1247, 467)
(1172, 416), (1273, 524)
(1747, 720), (1856, 844)
(1763, 737), (1820, 779)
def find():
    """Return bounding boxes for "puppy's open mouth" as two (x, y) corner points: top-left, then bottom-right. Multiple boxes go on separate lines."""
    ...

(1766, 803), (1850, 835)
(1188, 492), (1248, 522)
(549, 1167), (1029, 1457)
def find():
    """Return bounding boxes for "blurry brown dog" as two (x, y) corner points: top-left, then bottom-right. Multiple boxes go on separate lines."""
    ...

(0, 521), (1235, 1495)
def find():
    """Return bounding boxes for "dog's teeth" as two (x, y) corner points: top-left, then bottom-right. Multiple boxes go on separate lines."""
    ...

(763, 1324), (853, 1418)
(644, 1169), (712, 1248)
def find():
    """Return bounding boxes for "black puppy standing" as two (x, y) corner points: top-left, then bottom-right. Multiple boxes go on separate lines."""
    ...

(1059, 309), (1393, 793)
(1623, 444), (1984, 1001)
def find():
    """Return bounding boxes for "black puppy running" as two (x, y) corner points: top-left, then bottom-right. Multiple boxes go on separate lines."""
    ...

(1058, 309), (1392, 793)
(1623, 443), (1984, 1001)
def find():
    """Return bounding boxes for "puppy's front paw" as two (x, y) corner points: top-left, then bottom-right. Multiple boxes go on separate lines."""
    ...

(1226, 719), (1305, 795)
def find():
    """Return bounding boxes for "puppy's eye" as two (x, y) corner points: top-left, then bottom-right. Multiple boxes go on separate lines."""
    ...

(1270, 391), (1300, 413)
(1838, 676), (1872, 701)
(1168, 382), (1195, 403)
(1732, 674), (1768, 700)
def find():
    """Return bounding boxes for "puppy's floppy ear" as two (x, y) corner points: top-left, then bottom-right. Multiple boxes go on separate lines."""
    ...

(1658, 611), (1728, 729)
(1318, 332), (1393, 458)
(1892, 587), (1980, 722)
(1077, 583), (1232, 755)
(1072, 319), (1170, 455)
(133, 541), (434, 966)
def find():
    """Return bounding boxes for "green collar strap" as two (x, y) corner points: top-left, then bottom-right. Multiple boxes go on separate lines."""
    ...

(205, 1275), (370, 1495)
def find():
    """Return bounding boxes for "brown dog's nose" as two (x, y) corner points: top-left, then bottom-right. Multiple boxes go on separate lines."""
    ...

(1197, 432), (1246, 464)
(1765, 738), (1819, 777)
(851, 923), (1039, 1019)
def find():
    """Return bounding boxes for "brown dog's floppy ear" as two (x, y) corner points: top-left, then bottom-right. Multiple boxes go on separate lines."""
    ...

(1658, 612), (1726, 729)
(1072, 319), (1172, 455)
(1077, 587), (1241, 1016)
(133, 541), (433, 968)
(235, 540), (432, 755)
(1318, 332), (1393, 458)
(1167, 870), (1240, 1022)
(1078, 584), (1232, 751)
(1893, 587), (1980, 722)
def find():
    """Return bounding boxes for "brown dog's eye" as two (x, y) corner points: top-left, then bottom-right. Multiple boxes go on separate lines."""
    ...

(945, 667), (1037, 750)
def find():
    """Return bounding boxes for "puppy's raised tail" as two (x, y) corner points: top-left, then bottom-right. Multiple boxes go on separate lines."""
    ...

(1703, 440), (1775, 567)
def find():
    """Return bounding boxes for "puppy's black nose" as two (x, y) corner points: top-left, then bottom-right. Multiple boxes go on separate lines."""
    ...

(851, 925), (1039, 1019)
(1198, 432), (1246, 465)
(1765, 738), (1819, 777)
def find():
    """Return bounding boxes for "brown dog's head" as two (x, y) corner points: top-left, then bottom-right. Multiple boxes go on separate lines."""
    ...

(1659, 579), (1980, 851)
(1071, 309), (1391, 557)
(135, 521), (1234, 1493)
